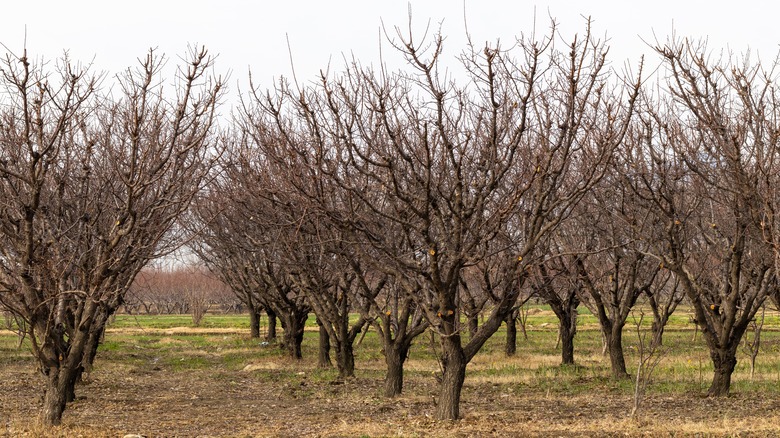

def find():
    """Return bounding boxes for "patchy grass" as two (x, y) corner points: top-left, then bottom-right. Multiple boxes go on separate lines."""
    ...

(4, 307), (780, 436)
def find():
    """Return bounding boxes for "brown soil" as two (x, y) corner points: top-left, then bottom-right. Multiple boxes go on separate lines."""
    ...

(4, 360), (780, 437)
(4, 328), (780, 437)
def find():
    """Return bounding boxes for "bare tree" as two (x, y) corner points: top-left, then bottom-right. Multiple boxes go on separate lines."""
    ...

(0, 47), (224, 425)
(625, 38), (777, 395)
(189, 157), (311, 356)
(242, 17), (641, 419)
(531, 249), (581, 366)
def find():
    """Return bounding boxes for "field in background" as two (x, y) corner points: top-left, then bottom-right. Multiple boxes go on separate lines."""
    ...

(3, 306), (780, 436)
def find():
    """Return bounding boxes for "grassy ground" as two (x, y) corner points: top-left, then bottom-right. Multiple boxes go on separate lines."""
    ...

(3, 306), (780, 436)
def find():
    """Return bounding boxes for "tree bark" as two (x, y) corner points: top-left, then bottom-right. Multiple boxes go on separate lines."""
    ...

(280, 310), (307, 359)
(547, 293), (579, 366)
(708, 346), (738, 396)
(504, 313), (517, 356)
(384, 342), (409, 397)
(317, 319), (331, 368)
(266, 308), (277, 341)
(435, 336), (468, 420)
(559, 309), (577, 366)
(334, 338), (355, 378)
(249, 308), (261, 339)
(651, 317), (666, 347)
(467, 314), (479, 341)
(41, 366), (78, 426)
(605, 325), (629, 379)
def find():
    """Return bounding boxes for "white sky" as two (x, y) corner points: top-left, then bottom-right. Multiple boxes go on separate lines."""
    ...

(1, 1), (778, 102)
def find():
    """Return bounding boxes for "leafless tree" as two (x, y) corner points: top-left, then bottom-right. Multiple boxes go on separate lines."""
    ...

(238, 17), (641, 419)
(572, 181), (661, 379)
(189, 148), (311, 354)
(530, 247), (581, 366)
(625, 38), (777, 395)
(0, 47), (224, 425)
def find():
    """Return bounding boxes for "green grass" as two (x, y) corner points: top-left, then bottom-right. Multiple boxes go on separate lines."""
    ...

(6, 305), (780, 398)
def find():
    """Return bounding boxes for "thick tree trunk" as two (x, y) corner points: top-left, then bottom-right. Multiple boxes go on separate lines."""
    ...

(334, 339), (355, 378)
(280, 311), (306, 359)
(41, 367), (77, 426)
(708, 346), (738, 396)
(504, 313), (517, 356)
(435, 337), (468, 420)
(41, 339), (87, 426)
(605, 325), (629, 379)
(266, 308), (277, 341)
(384, 342), (409, 397)
(559, 310), (577, 366)
(318, 320), (331, 368)
(249, 308), (260, 339)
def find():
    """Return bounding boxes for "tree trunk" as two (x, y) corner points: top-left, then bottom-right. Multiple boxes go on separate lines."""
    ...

(266, 308), (277, 341)
(708, 346), (738, 396)
(559, 309), (577, 366)
(504, 313), (517, 356)
(249, 308), (260, 339)
(318, 319), (331, 368)
(384, 342), (409, 397)
(76, 327), (103, 386)
(334, 339), (355, 378)
(41, 367), (77, 426)
(651, 318), (665, 347)
(435, 336), (467, 420)
(605, 325), (629, 379)
(280, 310), (306, 359)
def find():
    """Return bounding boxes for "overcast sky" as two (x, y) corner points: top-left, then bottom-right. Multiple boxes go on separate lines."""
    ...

(1, 1), (777, 101)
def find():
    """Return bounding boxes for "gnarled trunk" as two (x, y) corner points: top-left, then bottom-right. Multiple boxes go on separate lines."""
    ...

(708, 345), (738, 396)
(384, 341), (410, 397)
(42, 365), (79, 426)
(279, 310), (307, 359)
(435, 335), (467, 420)
(333, 338), (355, 378)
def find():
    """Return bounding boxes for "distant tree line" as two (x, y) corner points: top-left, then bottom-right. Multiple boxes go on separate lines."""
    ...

(3, 18), (780, 426)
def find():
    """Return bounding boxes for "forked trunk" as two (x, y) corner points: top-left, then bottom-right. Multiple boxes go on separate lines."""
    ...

(334, 339), (355, 378)
(435, 336), (467, 420)
(708, 346), (738, 396)
(651, 317), (666, 347)
(280, 311), (306, 359)
(384, 342), (409, 397)
(41, 350), (84, 425)
(42, 369), (75, 425)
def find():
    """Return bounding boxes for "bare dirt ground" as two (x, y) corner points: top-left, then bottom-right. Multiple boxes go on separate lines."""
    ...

(4, 362), (780, 437)
(4, 326), (780, 437)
